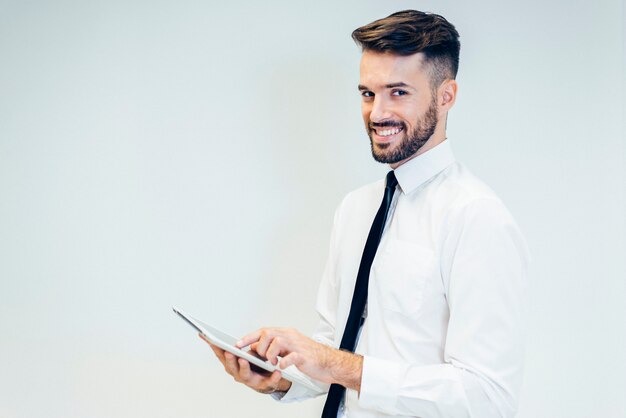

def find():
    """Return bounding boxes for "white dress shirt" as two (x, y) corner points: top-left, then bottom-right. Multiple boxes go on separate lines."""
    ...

(276, 140), (530, 418)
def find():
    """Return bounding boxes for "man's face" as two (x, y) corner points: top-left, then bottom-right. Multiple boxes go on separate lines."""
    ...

(359, 51), (439, 167)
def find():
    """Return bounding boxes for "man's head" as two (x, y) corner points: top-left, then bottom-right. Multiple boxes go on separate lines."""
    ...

(353, 10), (460, 167)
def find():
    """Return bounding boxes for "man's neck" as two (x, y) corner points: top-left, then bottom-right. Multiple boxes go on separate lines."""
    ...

(389, 134), (447, 169)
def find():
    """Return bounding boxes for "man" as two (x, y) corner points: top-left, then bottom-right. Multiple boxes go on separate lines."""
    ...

(203, 10), (529, 418)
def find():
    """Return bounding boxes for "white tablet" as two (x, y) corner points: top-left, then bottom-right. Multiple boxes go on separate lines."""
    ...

(172, 306), (324, 392)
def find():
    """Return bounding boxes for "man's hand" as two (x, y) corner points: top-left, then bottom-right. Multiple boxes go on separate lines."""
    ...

(199, 334), (292, 394)
(236, 327), (363, 392)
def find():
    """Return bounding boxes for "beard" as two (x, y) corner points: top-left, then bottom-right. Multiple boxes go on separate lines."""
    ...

(367, 99), (438, 165)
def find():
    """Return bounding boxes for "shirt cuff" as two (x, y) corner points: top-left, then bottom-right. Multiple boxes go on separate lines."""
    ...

(271, 380), (321, 403)
(358, 355), (403, 412)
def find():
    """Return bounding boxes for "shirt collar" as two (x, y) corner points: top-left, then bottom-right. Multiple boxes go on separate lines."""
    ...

(393, 139), (456, 194)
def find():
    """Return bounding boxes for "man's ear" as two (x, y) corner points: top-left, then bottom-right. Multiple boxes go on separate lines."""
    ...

(438, 79), (458, 111)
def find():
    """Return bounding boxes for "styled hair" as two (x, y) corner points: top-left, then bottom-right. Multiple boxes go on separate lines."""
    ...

(352, 10), (460, 89)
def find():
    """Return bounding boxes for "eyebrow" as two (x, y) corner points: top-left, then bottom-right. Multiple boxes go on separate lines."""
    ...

(358, 82), (412, 91)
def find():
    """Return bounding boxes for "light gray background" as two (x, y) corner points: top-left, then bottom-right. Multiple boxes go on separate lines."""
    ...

(1, 1), (624, 417)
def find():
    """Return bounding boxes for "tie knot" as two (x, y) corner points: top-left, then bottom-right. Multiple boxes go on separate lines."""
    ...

(386, 171), (398, 190)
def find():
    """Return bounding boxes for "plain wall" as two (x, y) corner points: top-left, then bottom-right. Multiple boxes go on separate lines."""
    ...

(1, 0), (624, 417)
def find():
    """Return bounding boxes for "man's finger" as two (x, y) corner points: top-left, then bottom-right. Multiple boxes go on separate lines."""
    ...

(223, 351), (241, 377)
(265, 337), (289, 365)
(210, 345), (227, 363)
(199, 334), (227, 363)
(236, 329), (266, 348)
(252, 331), (279, 358)
(279, 352), (300, 370)
(238, 358), (252, 381)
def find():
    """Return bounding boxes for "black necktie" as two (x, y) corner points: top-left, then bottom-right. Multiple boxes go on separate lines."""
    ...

(321, 171), (398, 418)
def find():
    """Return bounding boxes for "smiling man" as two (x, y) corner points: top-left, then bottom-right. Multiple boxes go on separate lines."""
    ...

(203, 10), (529, 418)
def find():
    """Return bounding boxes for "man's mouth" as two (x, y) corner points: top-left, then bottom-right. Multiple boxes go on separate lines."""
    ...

(373, 127), (403, 137)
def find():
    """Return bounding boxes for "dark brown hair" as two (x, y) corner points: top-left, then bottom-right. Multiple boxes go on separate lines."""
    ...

(352, 10), (460, 89)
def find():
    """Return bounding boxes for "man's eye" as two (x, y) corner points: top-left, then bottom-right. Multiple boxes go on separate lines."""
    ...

(392, 89), (408, 96)
(361, 91), (374, 98)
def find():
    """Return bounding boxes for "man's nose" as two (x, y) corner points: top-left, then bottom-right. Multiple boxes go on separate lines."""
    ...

(369, 97), (392, 123)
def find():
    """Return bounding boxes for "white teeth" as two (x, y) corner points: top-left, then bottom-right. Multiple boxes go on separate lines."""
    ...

(378, 128), (402, 137)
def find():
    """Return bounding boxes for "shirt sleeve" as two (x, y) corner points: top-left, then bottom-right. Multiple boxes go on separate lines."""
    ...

(358, 197), (530, 418)
(272, 199), (345, 403)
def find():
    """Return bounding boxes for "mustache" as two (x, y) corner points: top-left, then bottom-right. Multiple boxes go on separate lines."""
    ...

(368, 121), (405, 129)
